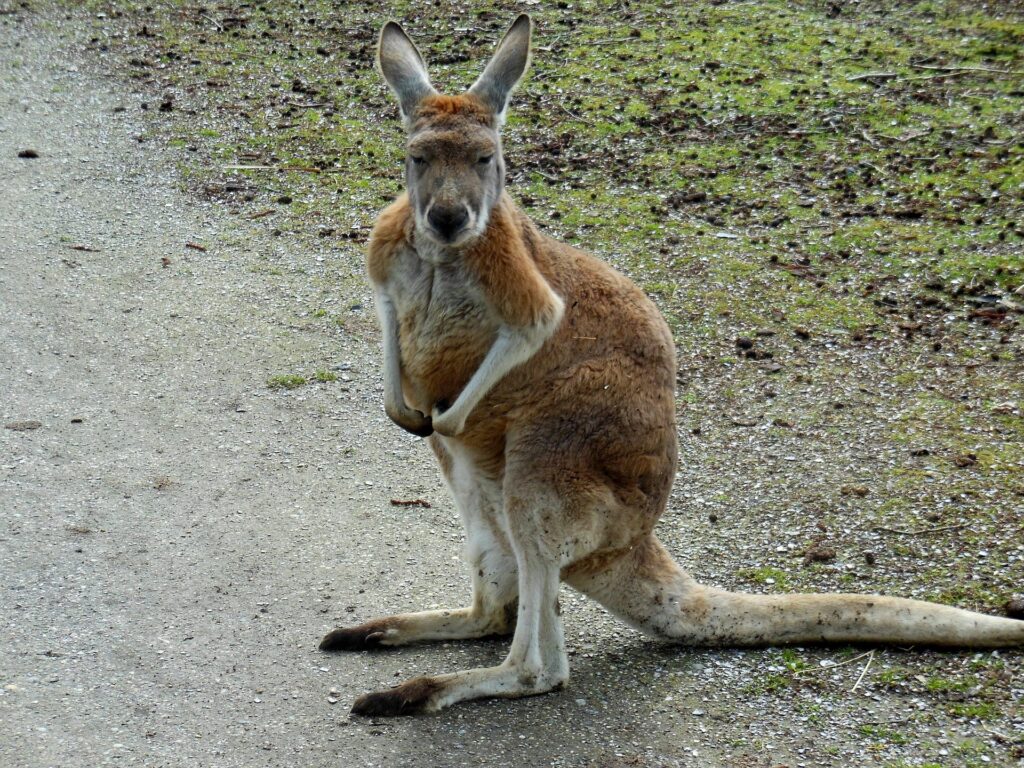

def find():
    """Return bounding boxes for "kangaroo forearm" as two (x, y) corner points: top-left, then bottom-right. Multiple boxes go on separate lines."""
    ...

(436, 292), (563, 434)
(376, 290), (432, 435)
(375, 293), (405, 411)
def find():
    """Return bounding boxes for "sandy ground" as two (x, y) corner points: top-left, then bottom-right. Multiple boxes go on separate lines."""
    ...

(1, 11), (1020, 768)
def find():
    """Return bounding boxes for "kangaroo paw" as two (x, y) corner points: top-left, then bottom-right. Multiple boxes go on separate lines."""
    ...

(318, 622), (389, 651)
(351, 676), (446, 717)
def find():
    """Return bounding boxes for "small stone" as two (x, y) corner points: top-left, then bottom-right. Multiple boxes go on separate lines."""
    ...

(735, 337), (754, 350)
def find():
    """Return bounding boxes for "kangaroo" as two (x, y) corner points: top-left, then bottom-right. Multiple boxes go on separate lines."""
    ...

(320, 15), (1024, 716)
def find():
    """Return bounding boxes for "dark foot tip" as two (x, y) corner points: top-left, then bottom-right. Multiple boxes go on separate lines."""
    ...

(319, 626), (384, 652)
(1004, 597), (1024, 620)
(350, 689), (425, 717)
(350, 677), (443, 717)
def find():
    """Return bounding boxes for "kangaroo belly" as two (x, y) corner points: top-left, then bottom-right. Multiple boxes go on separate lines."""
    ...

(399, 310), (493, 412)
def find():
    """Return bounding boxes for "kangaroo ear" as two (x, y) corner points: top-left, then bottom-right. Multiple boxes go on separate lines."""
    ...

(378, 21), (436, 123)
(468, 14), (532, 126)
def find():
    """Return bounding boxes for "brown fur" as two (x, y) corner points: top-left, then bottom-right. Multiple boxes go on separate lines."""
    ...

(413, 93), (493, 128)
(322, 15), (1023, 718)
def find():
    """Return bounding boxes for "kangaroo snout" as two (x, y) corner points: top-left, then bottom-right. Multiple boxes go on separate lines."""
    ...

(426, 204), (469, 242)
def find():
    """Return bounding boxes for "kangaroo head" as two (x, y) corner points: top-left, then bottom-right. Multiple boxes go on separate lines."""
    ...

(377, 15), (532, 249)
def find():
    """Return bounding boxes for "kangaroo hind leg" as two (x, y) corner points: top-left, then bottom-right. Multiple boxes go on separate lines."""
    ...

(350, 476), (570, 716)
(320, 439), (518, 651)
(568, 534), (1024, 648)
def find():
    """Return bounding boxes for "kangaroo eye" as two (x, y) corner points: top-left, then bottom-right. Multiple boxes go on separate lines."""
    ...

(410, 155), (426, 166)
(477, 154), (494, 165)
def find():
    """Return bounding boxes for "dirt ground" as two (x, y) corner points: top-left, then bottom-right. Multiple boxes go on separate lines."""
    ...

(1, 6), (1021, 768)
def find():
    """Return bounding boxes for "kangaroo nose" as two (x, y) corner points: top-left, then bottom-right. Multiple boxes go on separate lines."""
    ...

(428, 206), (468, 240)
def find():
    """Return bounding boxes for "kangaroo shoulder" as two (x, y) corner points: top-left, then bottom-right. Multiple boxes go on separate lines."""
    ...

(464, 198), (563, 328)
(367, 193), (414, 286)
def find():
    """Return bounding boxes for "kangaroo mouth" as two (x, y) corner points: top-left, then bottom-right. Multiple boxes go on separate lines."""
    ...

(420, 218), (482, 248)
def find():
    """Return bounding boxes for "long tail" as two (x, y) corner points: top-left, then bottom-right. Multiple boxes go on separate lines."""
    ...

(566, 535), (1024, 648)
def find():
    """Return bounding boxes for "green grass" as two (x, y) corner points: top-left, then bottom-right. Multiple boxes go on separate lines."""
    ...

(859, 724), (911, 745)
(736, 566), (790, 590)
(70, 1), (1024, 328)
(267, 374), (307, 390)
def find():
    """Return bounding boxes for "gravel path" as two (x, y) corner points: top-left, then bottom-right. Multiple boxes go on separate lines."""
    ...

(1, 11), (1020, 768)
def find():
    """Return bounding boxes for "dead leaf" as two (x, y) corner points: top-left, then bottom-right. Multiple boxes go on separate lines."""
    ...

(4, 420), (42, 431)
(953, 453), (977, 467)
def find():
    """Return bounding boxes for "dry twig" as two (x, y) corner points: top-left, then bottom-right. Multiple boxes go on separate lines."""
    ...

(222, 164), (335, 174)
(847, 71), (897, 82)
(794, 650), (874, 677)
(850, 649), (874, 693)
(911, 63), (1024, 76)
(871, 523), (966, 536)
(199, 11), (223, 32)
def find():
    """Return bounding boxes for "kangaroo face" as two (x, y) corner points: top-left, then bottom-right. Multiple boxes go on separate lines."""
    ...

(404, 98), (504, 247)
(377, 17), (531, 251)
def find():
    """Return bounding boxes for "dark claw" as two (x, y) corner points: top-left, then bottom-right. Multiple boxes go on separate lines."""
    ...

(350, 676), (444, 717)
(390, 410), (433, 437)
(319, 625), (387, 651)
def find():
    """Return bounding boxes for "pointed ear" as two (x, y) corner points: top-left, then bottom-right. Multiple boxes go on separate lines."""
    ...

(377, 21), (436, 123)
(468, 14), (532, 126)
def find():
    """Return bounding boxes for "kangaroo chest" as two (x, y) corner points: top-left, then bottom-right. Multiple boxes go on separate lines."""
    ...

(386, 246), (496, 408)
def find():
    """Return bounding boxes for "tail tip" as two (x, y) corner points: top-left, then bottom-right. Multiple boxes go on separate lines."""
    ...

(1003, 597), (1024, 621)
